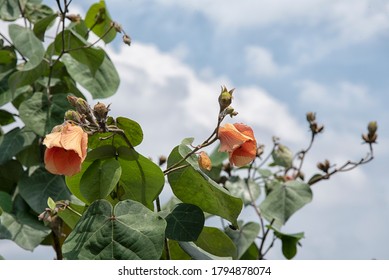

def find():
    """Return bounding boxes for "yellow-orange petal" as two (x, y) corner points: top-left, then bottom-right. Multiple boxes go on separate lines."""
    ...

(43, 130), (63, 149)
(233, 123), (255, 140)
(218, 123), (253, 153)
(59, 123), (88, 160)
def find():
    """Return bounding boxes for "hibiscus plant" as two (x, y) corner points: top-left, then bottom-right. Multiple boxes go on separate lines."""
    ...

(0, 1), (378, 260)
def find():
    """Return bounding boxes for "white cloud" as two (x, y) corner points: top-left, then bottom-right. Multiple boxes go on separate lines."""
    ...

(245, 46), (289, 78)
(157, 0), (389, 39)
(297, 79), (374, 111)
(102, 43), (306, 158)
(157, 0), (389, 66)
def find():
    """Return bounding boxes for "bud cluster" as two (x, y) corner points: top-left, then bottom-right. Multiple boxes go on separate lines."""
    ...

(66, 95), (110, 133)
(306, 112), (324, 134)
(109, 20), (131, 46)
(362, 121), (378, 144)
(317, 159), (331, 173)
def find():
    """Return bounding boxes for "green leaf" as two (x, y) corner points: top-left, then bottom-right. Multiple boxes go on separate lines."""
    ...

(25, 3), (53, 24)
(265, 179), (283, 195)
(33, 13), (58, 41)
(8, 24), (45, 71)
(62, 199), (166, 260)
(0, 49), (16, 64)
(19, 92), (72, 136)
(61, 52), (119, 99)
(225, 176), (261, 206)
(272, 228), (304, 259)
(259, 180), (312, 227)
(308, 173), (323, 185)
(0, 159), (23, 194)
(165, 203), (205, 241)
(15, 137), (42, 167)
(0, 191), (12, 213)
(0, 109), (15, 125)
(118, 147), (164, 209)
(162, 239), (191, 260)
(85, 0), (117, 44)
(116, 117), (143, 147)
(167, 146), (242, 228)
(0, 0), (20, 21)
(79, 158), (122, 204)
(7, 62), (46, 93)
(194, 227), (237, 259)
(240, 242), (259, 260)
(178, 241), (232, 260)
(85, 145), (117, 161)
(225, 221), (260, 259)
(209, 143), (228, 166)
(258, 168), (273, 178)
(0, 127), (35, 165)
(18, 168), (71, 213)
(47, 197), (56, 210)
(54, 30), (105, 75)
(0, 211), (51, 251)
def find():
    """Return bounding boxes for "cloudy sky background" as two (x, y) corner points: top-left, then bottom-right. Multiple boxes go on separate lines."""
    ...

(1, 0), (389, 259)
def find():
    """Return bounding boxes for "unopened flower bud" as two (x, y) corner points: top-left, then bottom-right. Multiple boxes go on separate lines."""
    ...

(64, 110), (82, 123)
(362, 121), (378, 144)
(123, 34), (131, 46)
(93, 102), (109, 122)
(317, 159), (330, 173)
(158, 156), (167, 166)
(218, 86), (234, 112)
(76, 98), (91, 115)
(256, 144), (265, 157)
(225, 106), (238, 117)
(306, 112), (316, 123)
(367, 121), (377, 135)
(198, 151), (212, 171)
(67, 95), (78, 107)
(111, 21), (122, 33)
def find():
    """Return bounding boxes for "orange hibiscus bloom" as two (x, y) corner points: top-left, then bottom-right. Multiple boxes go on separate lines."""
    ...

(218, 123), (257, 167)
(43, 122), (88, 176)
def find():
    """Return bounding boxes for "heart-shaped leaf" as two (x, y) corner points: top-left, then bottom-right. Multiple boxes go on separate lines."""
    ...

(165, 203), (204, 241)
(259, 180), (312, 227)
(62, 199), (166, 259)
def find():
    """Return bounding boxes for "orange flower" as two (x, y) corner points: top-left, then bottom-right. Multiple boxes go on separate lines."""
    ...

(218, 123), (257, 167)
(43, 122), (88, 176)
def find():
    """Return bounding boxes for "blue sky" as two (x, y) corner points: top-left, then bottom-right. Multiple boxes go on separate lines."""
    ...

(1, 0), (389, 259)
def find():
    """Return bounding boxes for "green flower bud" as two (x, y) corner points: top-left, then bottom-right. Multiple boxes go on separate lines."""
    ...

(218, 85), (234, 112)
(367, 121), (377, 135)
(76, 98), (90, 115)
(64, 110), (82, 123)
